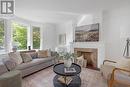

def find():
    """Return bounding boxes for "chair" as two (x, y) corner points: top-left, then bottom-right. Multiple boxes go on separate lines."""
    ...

(101, 59), (130, 87)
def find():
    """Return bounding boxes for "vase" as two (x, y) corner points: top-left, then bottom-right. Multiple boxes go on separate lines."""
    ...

(12, 46), (17, 52)
(64, 59), (72, 68)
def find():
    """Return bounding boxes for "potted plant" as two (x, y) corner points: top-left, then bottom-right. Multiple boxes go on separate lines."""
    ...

(59, 52), (76, 68)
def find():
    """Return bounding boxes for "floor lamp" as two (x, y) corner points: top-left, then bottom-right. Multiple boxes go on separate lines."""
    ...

(123, 38), (130, 58)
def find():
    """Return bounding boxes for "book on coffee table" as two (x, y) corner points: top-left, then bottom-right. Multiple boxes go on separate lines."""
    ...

(64, 68), (76, 73)
(58, 76), (72, 85)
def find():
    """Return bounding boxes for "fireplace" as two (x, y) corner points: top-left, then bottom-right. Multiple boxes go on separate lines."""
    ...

(74, 48), (98, 69)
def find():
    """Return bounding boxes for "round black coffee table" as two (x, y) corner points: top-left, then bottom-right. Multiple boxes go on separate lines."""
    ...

(53, 63), (81, 87)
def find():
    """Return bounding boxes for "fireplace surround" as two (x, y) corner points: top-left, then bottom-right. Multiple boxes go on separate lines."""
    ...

(74, 48), (98, 69)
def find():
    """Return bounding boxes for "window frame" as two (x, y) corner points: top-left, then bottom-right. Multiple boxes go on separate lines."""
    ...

(0, 18), (42, 53)
(11, 21), (29, 51)
(0, 19), (6, 53)
(32, 25), (41, 50)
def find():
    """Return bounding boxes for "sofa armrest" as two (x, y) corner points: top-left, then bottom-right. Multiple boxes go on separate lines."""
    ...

(0, 70), (22, 87)
(103, 60), (117, 65)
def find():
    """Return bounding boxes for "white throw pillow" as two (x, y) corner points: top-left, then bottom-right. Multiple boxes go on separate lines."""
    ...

(8, 52), (23, 65)
(77, 55), (84, 60)
(77, 55), (85, 67)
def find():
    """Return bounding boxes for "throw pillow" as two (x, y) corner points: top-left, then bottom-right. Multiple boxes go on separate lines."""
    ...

(29, 52), (38, 59)
(21, 53), (32, 63)
(0, 61), (8, 75)
(37, 50), (49, 58)
(76, 55), (85, 67)
(8, 52), (23, 65)
(2, 58), (17, 71)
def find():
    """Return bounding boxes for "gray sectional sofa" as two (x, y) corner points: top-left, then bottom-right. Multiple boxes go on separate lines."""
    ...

(16, 57), (55, 77)
(0, 50), (55, 77)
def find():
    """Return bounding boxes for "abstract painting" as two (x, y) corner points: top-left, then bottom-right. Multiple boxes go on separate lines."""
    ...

(75, 23), (99, 42)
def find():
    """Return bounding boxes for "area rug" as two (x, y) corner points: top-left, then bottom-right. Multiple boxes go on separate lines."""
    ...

(22, 67), (107, 87)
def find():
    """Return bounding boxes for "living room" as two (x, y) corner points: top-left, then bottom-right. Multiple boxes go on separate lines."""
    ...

(0, 0), (130, 87)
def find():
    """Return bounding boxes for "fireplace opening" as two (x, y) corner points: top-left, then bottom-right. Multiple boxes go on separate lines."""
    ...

(74, 48), (98, 70)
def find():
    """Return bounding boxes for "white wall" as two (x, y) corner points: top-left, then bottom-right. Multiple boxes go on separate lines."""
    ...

(41, 23), (57, 50)
(56, 12), (105, 68)
(77, 15), (93, 26)
(56, 6), (130, 67)
(56, 21), (74, 46)
(103, 5), (130, 60)
(74, 12), (105, 68)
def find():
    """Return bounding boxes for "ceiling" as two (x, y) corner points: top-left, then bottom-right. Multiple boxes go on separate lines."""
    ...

(15, 0), (130, 24)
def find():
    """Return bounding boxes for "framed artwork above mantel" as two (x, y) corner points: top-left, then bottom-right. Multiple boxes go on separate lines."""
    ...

(75, 23), (99, 42)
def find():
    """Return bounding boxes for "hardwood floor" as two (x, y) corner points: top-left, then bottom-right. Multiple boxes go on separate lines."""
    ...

(22, 67), (107, 87)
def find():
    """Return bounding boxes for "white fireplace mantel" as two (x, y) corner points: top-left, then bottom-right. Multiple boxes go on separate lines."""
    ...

(70, 42), (105, 68)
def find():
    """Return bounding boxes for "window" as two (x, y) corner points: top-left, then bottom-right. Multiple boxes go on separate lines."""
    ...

(0, 20), (5, 51)
(12, 22), (27, 50)
(32, 26), (40, 49)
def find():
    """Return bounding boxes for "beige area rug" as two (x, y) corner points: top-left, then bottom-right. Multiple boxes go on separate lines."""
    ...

(22, 67), (107, 87)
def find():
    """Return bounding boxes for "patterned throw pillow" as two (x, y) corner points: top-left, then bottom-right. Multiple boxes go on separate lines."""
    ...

(21, 53), (32, 63)
(8, 52), (23, 65)
(2, 58), (17, 71)
(37, 50), (49, 58)
(29, 52), (38, 59)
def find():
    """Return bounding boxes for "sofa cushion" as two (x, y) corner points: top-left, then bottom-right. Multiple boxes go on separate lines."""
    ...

(8, 52), (23, 65)
(37, 50), (50, 58)
(16, 57), (54, 70)
(21, 53), (32, 63)
(0, 61), (8, 75)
